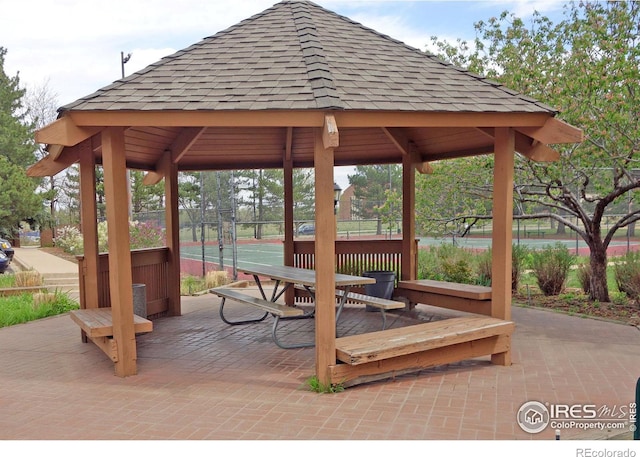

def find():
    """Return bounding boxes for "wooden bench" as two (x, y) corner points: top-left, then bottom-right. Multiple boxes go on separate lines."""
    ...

(331, 316), (514, 386)
(211, 287), (305, 318)
(69, 307), (153, 362)
(333, 289), (405, 329)
(295, 285), (405, 329)
(210, 287), (308, 349)
(395, 279), (492, 315)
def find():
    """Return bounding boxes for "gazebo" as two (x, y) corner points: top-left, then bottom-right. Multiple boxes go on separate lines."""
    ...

(28, 0), (582, 386)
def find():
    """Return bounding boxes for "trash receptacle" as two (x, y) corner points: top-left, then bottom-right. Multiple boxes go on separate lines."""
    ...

(362, 270), (396, 312)
(132, 283), (147, 318)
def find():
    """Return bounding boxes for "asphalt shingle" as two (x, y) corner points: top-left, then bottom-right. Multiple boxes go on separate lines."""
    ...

(60, 0), (556, 115)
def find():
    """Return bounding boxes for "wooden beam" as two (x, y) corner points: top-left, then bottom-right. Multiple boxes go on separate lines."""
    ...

(79, 140), (99, 315)
(480, 127), (561, 163)
(314, 128), (336, 386)
(516, 116), (583, 145)
(402, 152), (417, 280)
(284, 127), (293, 161)
(170, 127), (206, 163)
(26, 147), (80, 177)
(35, 116), (100, 153)
(66, 109), (553, 129)
(382, 127), (433, 174)
(515, 132), (560, 162)
(160, 149), (181, 317)
(322, 114), (339, 149)
(102, 127), (138, 377)
(491, 127), (514, 366)
(142, 170), (164, 186)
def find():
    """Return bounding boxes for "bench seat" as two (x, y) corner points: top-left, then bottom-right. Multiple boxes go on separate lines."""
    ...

(211, 287), (310, 349)
(211, 287), (305, 318)
(69, 307), (153, 363)
(333, 288), (405, 311)
(335, 316), (513, 365)
(70, 307), (153, 338)
(395, 279), (492, 315)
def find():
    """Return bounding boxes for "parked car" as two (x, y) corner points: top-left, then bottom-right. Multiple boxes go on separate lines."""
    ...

(0, 250), (9, 273)
(297, 223), (315, 235)
(0, 238), (14, 262)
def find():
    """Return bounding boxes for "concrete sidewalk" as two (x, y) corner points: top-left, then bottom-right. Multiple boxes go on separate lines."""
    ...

(11, 246), (79, 276)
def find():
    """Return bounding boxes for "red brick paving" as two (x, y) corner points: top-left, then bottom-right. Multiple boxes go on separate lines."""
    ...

(0, 292), (638, 441)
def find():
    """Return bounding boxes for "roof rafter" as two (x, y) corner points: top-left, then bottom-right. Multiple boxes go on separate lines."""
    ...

(26, 145), (80, 177)
(515, 116), (583, 145)
(35, 116), (101, 154)
(382, 127), (432, 174)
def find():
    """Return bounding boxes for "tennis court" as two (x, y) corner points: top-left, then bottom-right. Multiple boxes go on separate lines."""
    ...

(180, 236), (640, 275)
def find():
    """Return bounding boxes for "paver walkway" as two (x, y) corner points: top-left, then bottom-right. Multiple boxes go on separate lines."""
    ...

(1, 248), (639, 441)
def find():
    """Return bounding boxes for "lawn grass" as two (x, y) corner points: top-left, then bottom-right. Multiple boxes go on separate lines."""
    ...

(0, 292), (78, 328)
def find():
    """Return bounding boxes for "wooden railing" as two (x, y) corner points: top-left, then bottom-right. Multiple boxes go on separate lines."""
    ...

(292, 239), (417, 299)
(77, 247), (170, 319)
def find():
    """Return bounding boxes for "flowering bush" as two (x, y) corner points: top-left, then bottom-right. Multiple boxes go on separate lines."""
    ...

(55, 221), (165, 255)
(129, 221), (166, 249)
(55, 226), (84, 255)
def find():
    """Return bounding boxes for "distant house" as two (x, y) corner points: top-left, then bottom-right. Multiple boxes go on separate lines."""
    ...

(337, 185), (355, 220)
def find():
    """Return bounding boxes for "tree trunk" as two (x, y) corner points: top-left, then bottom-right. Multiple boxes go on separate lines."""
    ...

(588, 244), (609, 302)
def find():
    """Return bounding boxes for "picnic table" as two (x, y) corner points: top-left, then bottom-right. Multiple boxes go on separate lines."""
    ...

(211, 264), (387, 348)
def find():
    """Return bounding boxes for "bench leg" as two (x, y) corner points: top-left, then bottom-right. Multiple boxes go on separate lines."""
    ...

(218, 298), (269, 325)
(271, 316), (314, 349)
(380, 310), (388, 330)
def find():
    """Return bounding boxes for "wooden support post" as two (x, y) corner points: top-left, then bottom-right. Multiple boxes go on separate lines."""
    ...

(491, 127), (514, 366)
(102, 127), (138, 377)
(79, 139), (99, 311)
(283, 128), (295, 305)
(161, 150), (182, 316)
(402, 153), (417, 280)
(314, 128), (336, 385)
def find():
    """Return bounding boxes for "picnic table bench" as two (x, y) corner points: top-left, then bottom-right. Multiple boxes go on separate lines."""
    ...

(211, 286), (312, 349)
(300, 286), (405, 329)
(69, 307), (153, 362)
(395, 279), (492, 315)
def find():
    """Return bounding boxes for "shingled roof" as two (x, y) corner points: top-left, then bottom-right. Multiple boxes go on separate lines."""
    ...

(61, 0), (555, 114)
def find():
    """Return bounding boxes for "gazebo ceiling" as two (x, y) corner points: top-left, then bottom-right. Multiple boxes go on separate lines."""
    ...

(29, 0), (582, 178)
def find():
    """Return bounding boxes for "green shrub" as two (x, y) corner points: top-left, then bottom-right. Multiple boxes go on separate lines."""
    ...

(0, 291), (78, 328)
(417, 244), (484, 284)
(472, 244), (529, 291)
(576, 262), (591, 294)
(511, 244), (531, 293)
(530, 243), (576, 296)
(180, 274), (206, 295)
(613, 251), (640, 301)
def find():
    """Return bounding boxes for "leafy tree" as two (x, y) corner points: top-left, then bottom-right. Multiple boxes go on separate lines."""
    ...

(429, 1), (640, 301)
(416, 157), (494, 241)
(24, 79), (61, 234)
(0, 47), (42, 237)
(348, 165), (401, 235)
(130, 170), (164, 214)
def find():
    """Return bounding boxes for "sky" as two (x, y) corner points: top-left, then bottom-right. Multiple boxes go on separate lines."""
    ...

(1, 0), (568, 188)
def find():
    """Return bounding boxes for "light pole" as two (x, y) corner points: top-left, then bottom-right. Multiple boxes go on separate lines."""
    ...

(121, 52), (131, 78)
(334, 182), (342, 215)
(121, 52), (132, 219)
